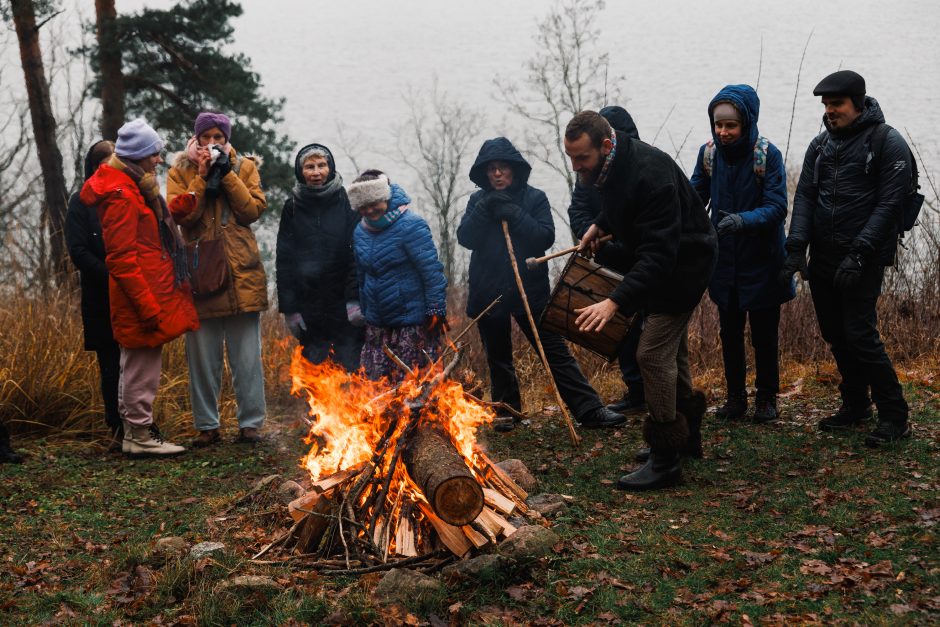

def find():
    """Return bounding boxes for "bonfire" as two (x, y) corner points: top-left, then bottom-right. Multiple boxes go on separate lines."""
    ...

(255, 325), (531, 573)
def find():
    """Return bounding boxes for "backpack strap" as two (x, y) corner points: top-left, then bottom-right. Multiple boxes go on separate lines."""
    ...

(865, 123), (892, 175)
(702, 140), (716, 178)
(812, 130), (830, 186)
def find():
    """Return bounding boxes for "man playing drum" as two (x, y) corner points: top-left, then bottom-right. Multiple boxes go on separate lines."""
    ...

(564, 111), (718, 491)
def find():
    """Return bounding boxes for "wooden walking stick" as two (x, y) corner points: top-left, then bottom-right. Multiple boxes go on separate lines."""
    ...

(501, 220), (581, 446)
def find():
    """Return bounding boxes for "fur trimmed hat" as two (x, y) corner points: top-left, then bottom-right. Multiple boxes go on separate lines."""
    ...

(346, 174), (391, 211)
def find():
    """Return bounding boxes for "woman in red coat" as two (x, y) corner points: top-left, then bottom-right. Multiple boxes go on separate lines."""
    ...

(80, 119), (199, 458)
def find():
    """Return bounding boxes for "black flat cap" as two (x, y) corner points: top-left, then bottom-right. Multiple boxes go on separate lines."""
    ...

(813, 70), (866, 97)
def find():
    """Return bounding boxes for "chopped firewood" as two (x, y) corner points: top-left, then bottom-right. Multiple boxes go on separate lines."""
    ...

(482, 453), (529, 501)
(372, 517), (385, 548)
(395, 516), (418, 557)
(462, 524), (489, 549)
(482, 487), (516, 516)
(418, 502), (471, 557)
(403, 425), (484, 526)
(478, 506), (517, 537)
(287, 492), (320, 523)
(311, 464), (364, 494)
(292, 495), (333, 554)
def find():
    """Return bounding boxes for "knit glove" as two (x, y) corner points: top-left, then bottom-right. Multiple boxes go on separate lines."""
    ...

(716, 211), (745, 237)
(492, 202), (524, 225)
(214, 149), (232, 178)
(284, 312), (306, 338)
(778, 247), (807, 287)
(346, 301), (365, 327)
(833, 252), (865, 290)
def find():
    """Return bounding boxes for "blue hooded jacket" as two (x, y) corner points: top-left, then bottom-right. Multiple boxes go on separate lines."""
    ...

(690, 84), (795, 310)
(353, 184), (448, 327)
(457, 137), (554, 317)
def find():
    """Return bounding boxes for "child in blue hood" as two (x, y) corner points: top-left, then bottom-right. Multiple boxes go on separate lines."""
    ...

(349, 170), (448, 381)
(690, 84), (795, 423)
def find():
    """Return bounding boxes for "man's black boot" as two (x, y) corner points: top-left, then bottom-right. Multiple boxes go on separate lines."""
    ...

(818, 404), (873, 432)
(607, 386), (646, 414)
(635, 390), (705, 462)
(578, 406), (627, 429)
(620, 415), (688, 490)
(0, 425), (23, 464)
(752, 392), (779, 424)
(493, 414), (521, 433)
(715, 390), (748, 420)
(864, 420), (911, 447)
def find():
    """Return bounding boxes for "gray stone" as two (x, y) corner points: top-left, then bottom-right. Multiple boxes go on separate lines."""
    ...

(276, 480), (306, 504)
(215, 575), (283, 595)
(497, 525), (560, 564)
(373, 568), (442, 605)
(526, 493), (569, 517)
(189, 541), (225, 560)
(495, 459), (538, 492)
(441, 554), (503, 583)
(154, 536), (188, 556)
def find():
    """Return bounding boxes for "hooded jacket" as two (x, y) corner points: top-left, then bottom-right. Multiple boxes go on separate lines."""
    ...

(567, 106), (640, 270)
(66, 141), (115, 350)
(167, 145), (268, 319)
(353, 184), (447, 327)
(689, 84), (795, 310)
(275, 143), (361, 347)
(457, 137), (554, 317)
(80, 164), (199, 348)
(596, 131), (718, 314)
(787, 96), (911, 273)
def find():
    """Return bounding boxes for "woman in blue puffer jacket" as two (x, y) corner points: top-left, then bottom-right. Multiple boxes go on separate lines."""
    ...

(690, 84), (795, 423)
(349, 170), (448, 381)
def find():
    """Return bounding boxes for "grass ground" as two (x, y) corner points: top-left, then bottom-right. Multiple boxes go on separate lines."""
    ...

(1, 363), (938, 625)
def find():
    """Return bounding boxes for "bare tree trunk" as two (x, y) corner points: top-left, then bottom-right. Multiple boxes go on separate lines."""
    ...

(95, 0), (124, 140)
(11, 0), (69, 287)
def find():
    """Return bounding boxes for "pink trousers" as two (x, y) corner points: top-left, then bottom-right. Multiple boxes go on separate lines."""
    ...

(118, 346), (163, 427)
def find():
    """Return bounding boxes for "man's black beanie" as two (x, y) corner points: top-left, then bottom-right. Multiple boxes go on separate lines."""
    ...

(814, 70), (866, 109)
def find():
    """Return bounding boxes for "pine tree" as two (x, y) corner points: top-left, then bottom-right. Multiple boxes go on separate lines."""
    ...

(87, 0), (293, 207)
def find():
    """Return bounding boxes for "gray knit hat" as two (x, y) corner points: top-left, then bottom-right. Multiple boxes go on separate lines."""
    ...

(115, 119), (164, 160)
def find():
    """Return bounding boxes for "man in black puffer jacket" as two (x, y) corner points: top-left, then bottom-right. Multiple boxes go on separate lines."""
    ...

(565, 111), (718, 491)
(567, 106), (646, 415)
(457, 137), (625, 433)
(780, 70), (912, 446)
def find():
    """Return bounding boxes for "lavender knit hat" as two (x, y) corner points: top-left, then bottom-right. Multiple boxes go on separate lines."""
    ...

(114, 119), (164, 160)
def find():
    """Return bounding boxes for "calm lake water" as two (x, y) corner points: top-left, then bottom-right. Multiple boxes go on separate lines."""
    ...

(44, 1), (940, 245)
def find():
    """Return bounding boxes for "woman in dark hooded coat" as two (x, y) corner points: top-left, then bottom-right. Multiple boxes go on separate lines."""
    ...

(690, 84), (795, 423)
(276, 143), (364, 370)
(457, 137), (624, 432)
(65, 139), (123, 443)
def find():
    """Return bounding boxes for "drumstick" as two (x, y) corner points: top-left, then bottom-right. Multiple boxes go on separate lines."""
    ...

(524, 234), (613, 270)
(501, 220), (581, 447)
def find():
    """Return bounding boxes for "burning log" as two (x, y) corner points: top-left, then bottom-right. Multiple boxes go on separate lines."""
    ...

(403, 424), (484, 526)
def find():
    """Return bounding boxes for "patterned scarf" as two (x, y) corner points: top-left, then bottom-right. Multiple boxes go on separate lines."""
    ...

(594, 128), (618, 189)
(361, 183), (411, 232)
(109, 155), (190, 287)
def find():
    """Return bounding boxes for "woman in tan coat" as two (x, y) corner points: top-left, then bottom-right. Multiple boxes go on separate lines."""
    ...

(167, 112), (268, 446)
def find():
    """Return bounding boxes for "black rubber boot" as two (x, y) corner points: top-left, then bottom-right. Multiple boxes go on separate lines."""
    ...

(619, 416), (688, 491)
(715, 390), (748, 420)
(607, 386), (646, 414)
(0, 424), (23, 464)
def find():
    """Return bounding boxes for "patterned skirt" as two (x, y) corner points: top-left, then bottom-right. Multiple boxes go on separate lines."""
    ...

(360, 324), (442, 383)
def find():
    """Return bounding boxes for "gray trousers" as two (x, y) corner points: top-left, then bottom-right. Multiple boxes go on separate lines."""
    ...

(186, 312), (265, 432)
(636, 311), (693, 423)
(119, 345), (163, 427)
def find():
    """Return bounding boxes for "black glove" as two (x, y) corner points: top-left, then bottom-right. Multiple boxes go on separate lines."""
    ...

(214, 150), (232, 178)
(492, 202), (524, 224)
(204, 151), (232, 198)
(716, 211), (745, 237)
(833, 252), (865, 290)
(778, 247), (807, 287)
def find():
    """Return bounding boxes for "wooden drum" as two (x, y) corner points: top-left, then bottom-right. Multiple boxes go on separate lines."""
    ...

(539, 254), (630, 361)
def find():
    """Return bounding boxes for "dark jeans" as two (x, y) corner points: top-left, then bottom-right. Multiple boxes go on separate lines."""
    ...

(617, 314), (645, 393)
(477, 313), (603, 419)
(95, 342), (122, 435)
(809, 266), (908, 422)
(718, 291), (781, 396)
